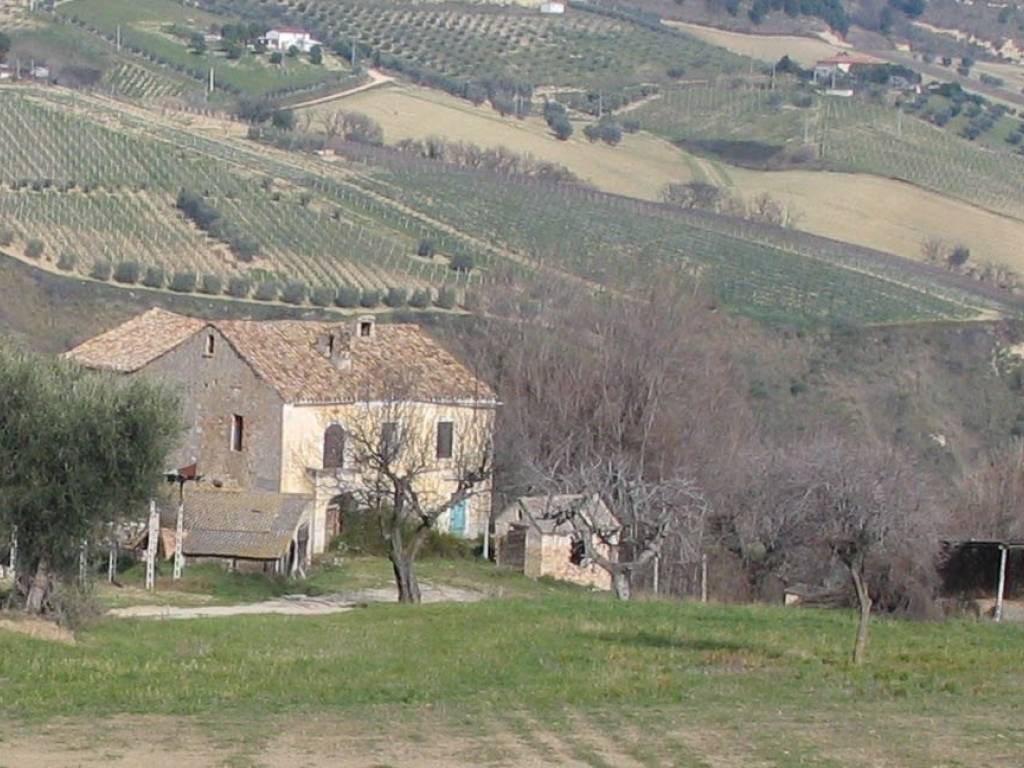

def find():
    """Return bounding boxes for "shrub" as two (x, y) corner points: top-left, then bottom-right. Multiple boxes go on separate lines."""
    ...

(271, 109), (296, 131)
(450, 253), (475, 273)
(24, 239), (44, 259)
(114, 260), (140, 284)
(254, 281), (278, 301)
(0, 228), (13, 247)
(359, 288), (381, 308)
(309, 44), (323, 65)
(90, 260), (112, 281)
(417, 238), (435, 258)
(408, 288), (431, 309)
(230, 236), (261, 262)
(57, 252), (77, 271)
(435, 285), (457, 310)
(335, 285), (360, 308)
(310, 285), (336, 307)
(170, 271), (197, 293)
(227, 276), (251, 298)
(143, 265), (166, 288)
(281, 280), (308, 305)
(269, 51), (283, 65)
(622, 118), (641, 133)
(200, 273), (223, 295)
(385, 286), (408, 308)
(948, 245), (971, 268)
(550, 114), (573, 140)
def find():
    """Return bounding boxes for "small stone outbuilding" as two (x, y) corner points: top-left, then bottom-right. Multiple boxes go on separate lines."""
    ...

(494, 494), (616, 590)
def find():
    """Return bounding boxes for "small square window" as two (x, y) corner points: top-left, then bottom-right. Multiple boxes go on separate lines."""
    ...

(359, 321), (373, 338)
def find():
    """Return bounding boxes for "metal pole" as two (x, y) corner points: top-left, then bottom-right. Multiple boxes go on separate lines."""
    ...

(652, 554), (660, 595)
(108, 543), (117, 583)
(146, 499), (158, 591)
(700, 553), (708, 603)
(995, 545), (1008, 622)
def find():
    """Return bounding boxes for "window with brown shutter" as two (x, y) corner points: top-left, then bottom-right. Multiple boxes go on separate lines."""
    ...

(436, 421), (454, 460)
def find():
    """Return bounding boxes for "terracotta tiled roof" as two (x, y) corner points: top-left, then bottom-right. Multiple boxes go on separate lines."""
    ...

(64, 309), (205, 372)
(65, 309), (497, 405)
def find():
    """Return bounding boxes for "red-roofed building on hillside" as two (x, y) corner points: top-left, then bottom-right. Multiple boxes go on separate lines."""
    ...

(813, 51), (880, 87)
(65, 310), (498, 555)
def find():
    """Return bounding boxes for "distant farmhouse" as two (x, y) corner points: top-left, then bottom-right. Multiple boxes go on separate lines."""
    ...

(540, 2), (566, 14)
(262, 27), (321, 53)
(494, 494), (617, 590)
(66, 309), (497, 565)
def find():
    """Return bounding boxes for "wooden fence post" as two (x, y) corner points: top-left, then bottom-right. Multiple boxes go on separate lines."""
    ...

(146, 499), (158, 591)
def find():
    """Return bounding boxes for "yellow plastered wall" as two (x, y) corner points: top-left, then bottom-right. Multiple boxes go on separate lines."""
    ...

(280, 401), (495, 553)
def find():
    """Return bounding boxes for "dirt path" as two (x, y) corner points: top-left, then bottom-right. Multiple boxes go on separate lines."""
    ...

(106, 583), (482, 620)
(289, 68), (394, 110)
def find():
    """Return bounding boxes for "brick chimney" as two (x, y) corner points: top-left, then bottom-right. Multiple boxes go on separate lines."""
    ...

(317, 326), (352, 370)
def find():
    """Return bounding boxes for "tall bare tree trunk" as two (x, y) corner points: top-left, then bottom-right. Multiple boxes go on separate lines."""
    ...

(25, 558), (51, 615)
(850, 565), (872, 665)
(611, 569), (631, 601)
(392, 555), (421, 603)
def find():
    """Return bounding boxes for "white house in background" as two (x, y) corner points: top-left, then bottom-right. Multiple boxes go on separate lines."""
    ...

(263, 27), (321, 53)
(540, 1), (566, 13)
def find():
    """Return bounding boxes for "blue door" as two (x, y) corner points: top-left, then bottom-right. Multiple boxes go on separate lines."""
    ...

(450, 499), (467, 536)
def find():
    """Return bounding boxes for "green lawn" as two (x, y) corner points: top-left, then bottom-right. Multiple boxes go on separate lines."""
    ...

(1, 557), (1022, 765)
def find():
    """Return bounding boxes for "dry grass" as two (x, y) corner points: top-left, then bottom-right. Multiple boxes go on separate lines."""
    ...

(311, 82), (1024, 272)
(301, 83), (694, 200)
(0, 616), (76, 645)
(727, 166), (1024, 274)
(664, 20), (857, 67)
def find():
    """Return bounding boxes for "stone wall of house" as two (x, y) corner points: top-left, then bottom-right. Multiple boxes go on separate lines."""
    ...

(141, 327), (284, 492)
(537, 533), (612, 591)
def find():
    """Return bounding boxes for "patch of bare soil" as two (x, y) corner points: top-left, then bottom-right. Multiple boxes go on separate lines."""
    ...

(0, 615), (76, 645)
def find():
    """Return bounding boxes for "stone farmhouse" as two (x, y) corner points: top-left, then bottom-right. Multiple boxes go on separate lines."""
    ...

(66, 309), (498, 558)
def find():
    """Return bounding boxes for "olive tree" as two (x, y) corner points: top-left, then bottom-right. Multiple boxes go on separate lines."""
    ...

(0, 349), (180, 615)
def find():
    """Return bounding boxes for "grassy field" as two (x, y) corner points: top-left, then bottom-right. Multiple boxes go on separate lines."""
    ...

(1, 556), (1022, 766)
(57, 0), (357, 99)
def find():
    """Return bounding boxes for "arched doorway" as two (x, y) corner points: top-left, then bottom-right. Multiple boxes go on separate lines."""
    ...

(325, 492), (356, 541)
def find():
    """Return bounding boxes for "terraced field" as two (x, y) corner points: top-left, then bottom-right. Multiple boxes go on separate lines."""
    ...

(202, 0), (744, 97)
(0, 88), (468, 297)
(0, 85), (1016, 326)
(57, 0), (357, 99)
(634, 84), (1024, 222)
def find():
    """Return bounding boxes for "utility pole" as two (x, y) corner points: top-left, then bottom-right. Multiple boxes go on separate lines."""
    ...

(78, 539), (88, 588)
(896, 108), (903, 139)
(351, 37), (357, 70)
(116, 24), (121, 52)
(770, 62), (776, 90)
(208, 67), (215, 93)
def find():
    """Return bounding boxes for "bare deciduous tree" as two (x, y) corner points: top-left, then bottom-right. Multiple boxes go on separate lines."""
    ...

(544, 456), (707, 600)
(345, 389), (494, 603)
(745, 437), (934, 665)
(955, 440), (1024, 541)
